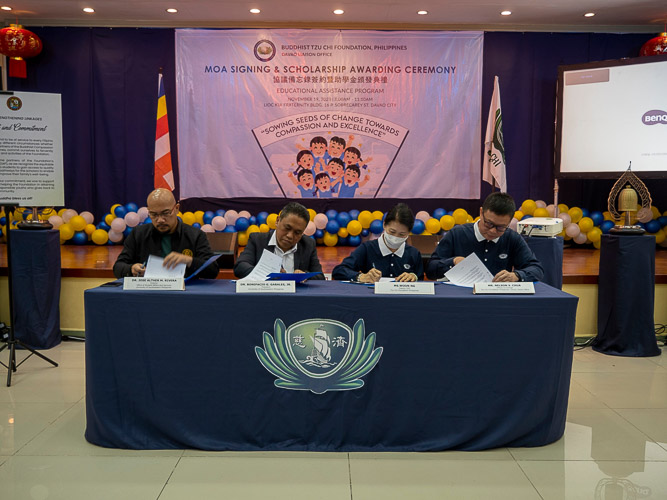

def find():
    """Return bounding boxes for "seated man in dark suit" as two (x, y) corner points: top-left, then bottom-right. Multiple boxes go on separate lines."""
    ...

(234, 202), (324, 279)
(113, 188), (218, 279)
(426, 192), (543, 282)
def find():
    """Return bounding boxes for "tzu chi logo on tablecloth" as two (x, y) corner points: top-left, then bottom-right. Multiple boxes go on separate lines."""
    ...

(255, 319), (383, 394)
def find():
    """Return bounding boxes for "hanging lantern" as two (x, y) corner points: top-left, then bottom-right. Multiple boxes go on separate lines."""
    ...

(640, 32), (667, 57)
(0, 24), (43, 78)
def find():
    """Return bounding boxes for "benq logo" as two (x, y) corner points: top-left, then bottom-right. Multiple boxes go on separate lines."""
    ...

(642, 110), (667, 125)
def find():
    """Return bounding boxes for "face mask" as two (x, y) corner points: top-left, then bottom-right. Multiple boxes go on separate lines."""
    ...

(383, 232), (407, 249)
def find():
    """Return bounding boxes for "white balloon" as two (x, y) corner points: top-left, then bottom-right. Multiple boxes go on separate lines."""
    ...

(80, 211), (94, 224)
(546, 204), (556, 217)
(535, 200), (547, 208)
(238, 210), (251, 219)
(558, 213), (571, 226)
(137, 207), (149, 222)
(48, 215), (64, 228)
(211, 216), (227, 231)
(415, 210), (430, 223)
(201, 224), (214, 233)
(224, 210), (239, 226)
(124, 212), (140, 228)
(565, 223), (580, 238)
(509, 217), (518, 231)
(304, 220), (316, 236)
(108, 230), (124, 242)
(313, 213), (328, 230)
(110, 218), (126, 233)
(573, 232), (588, 245)
(62, 209), (78, 223)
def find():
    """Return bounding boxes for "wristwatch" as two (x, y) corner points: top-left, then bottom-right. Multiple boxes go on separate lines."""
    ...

(514, 271), (521, 281)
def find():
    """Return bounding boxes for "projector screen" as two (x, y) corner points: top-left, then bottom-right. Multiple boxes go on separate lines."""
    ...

(555, 55), (667, 179)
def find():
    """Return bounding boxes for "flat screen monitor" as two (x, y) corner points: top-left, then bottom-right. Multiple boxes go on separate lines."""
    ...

(555, 55), (667, 179)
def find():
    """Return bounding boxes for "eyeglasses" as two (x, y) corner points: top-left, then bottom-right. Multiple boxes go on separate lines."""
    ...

(148, 205), (176, 220)
(481, 214), (510, 232)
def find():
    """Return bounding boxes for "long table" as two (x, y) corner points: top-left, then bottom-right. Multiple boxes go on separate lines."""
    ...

(84, 280), (578, 451)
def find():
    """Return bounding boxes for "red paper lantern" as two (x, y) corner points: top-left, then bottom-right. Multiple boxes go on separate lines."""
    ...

(0, 24), (43, 78)
(640, 32), (667, 57)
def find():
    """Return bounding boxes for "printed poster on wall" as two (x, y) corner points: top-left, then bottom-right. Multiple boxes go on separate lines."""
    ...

(176, 30), (483, 200)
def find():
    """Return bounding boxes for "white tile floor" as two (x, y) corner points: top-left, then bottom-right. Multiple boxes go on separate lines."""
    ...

(1, 341), (666, 500)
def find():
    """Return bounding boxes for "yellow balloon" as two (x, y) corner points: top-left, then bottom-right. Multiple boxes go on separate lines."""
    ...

(557, 203), (569, 214)
(425, 218), (441, 234)
(104, 213), (115, 226)
(323, 232), (338, 247)
(59, 223), (74, 240)
(267, 213), (278, 229)
(347, 220), (362, 236)
(358, 210), (373, 229)
(338, 227), (349, 238)
(307, 208), (316, 221)
(603, 211), (614, 221)
(422, 231), (432, 236)
(653, 228), (665, 245)
(69, 215), (87, 232)
(110, 204), (121, 213)
(237, 231), (249, 247)
(568, 207), (583, 224)
(466, 215), (474, 223)
(372, 210), (384, 221)
(91, 229), (109, 245)
(513, 210), (524, 221)
(259, 223), (270, 233)
(57, 208), (67, 217)
(84, 224), (96, 236)
(533, 208), (550, 218)
(578, 217), (594, 233)
(650, 206), (660, 220)
(440, 215), (455, 231)
(520, 199), (537, 216)
(593, 239), (601, 249)
(247, 224), (260, 234)
(587, 227), (602, 243)
(452, 208), (468, 225)
(194, 210), (205, 225)
(182, 212), (196, 225)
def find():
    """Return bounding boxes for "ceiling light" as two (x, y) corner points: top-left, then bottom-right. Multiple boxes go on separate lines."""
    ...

(1, 6), (12, 11)
(584, 12), (595, 17)
(333, 9), (344, 15)
(417, 10), (428, 15)
(250, 8), (260, 14)
(83, 7), (95, 13)
(166, 8), (178, 13)
(500, 10), (512, 16)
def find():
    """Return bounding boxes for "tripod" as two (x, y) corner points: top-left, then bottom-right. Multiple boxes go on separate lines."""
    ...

(0, 205), (58, 387)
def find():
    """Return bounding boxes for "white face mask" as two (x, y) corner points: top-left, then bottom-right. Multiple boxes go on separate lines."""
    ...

(383, 232), (407, 249)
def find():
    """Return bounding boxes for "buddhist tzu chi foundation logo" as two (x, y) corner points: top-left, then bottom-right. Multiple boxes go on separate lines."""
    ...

(254, 39), (276, 62)
(6, 96), (22, 111)
(255, 319), (383, 394)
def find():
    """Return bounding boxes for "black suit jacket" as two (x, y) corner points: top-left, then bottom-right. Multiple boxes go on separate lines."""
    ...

(233, 231), (324, 279)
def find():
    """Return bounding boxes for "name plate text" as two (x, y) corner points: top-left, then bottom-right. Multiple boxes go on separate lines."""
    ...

(374, 282), (435, 295)
(236, 281), (296, 293)
(473, 282), (535, 294)
(123, 277), (184, 291)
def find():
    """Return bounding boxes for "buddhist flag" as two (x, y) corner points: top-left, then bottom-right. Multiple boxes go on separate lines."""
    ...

(483, 75), (507, 192)
(154, 72), (175, 190)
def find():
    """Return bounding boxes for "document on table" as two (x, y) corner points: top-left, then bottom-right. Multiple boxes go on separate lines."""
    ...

(144, 254), (187, 279)
(184, 253), (222, 282)
(239, 249), (283, 281)
(444, 253), (494, 287)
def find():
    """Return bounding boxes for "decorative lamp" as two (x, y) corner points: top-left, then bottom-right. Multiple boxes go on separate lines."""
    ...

(640, 32), (667, 57)
(0, 24), (43, 78)
(607, 164), (652, 235)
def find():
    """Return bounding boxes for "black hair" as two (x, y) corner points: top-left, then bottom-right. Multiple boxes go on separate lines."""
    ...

(344, 146), (362, 161)
(327, 157), (344, 169)
(310, 136), (327, 147)
(280, 202), (310, 224)
(384, 203), (415, 231)
(330, 136), (346, 148)
(296, 168), (313, 181)
(482, 192), (516, 217)
(296, 150), (314, 163)
(345, 164), (360, 178)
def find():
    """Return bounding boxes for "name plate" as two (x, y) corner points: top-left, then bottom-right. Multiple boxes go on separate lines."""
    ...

(472, 282), (535, 294)
(236, 281), (296, 293)
(374, 282), (435, 295)
(123, 277), (184, 291)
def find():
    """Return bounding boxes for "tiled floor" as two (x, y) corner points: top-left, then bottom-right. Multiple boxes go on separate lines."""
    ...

(1, 341), (666, 500)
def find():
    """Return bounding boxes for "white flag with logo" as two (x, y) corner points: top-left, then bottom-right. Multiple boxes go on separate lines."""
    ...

(483, 76), (507, 192)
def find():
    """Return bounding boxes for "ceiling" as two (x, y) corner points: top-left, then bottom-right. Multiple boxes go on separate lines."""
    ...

(1, 0), (666, 32)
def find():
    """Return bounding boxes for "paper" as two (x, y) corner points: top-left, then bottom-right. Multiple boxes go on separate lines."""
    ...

(239, 249), (283, 281)
(444, 253), (494, 287)
(144, 254), (186, 279)
(184, 253), (222, 282)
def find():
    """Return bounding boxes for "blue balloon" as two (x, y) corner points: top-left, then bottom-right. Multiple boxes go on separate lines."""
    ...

(143, 217), (152, 225)
(433, 208), (446, 219)
(522, 214), (532, 220)
(114, 205), (127, 218)
(348, 209), (360, 220)
(215, 209), (226, 217)
(658, 216), (667, 228)
(361, 229), (369, 237)
(590, 211), (604, 226)
(0, 216), (5, 225)
(124, 202), (138, 213)
(235, 217), (250, 231)
(257, 211), (269, 224)
(336, 211), (351, 227)
(412, 219), (425, 235)
(72, 231), (88, 245)
(581, 208), (590, 218)
(192, 222), (201, 229)
(326, 220), (340, 234)
(600, 220), (615, 234)
(223, 226), (237, 232)
(447, 210), (454, 216)
(203, 211), (214, 225)
(338, 236), (349, 246)
(348, 235), (362, 246)
(369, 219), (384, 235)
(249, 216), (257, 225)
(645, 220), (661, 233)
(97, 221), (110, 231)
(123, 227), (133, 237)
(315, 229), (324, 239)
(325, 209), (338, 221)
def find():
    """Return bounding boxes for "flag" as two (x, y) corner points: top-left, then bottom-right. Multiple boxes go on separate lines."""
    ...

(154, 72), (175, 190)
(483, 75), (507, 192)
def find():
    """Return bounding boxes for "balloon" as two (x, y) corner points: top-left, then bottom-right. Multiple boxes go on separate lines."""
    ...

(348, 235), (362, 246)
(124, 212), (140, 227)
(361, 229), (369, 237)
(338, 227), (349, 238)
(581, 208), (590, 218)
(211, 216), (227, 231)
(257, 211), (269, 224)
(235, 217), (250, 231)
(237, 231), (249, 246)
(307, 208), (316, 221)
(590, 211), (604, 226)
(247, 224), (260, 234)
(415, 210), (430, 223)
(658, 216), (667, 227)
(535, 200), (547, 208)
(520, 200), (537, 216)
(181, 212), (195, 225)
(313, 213), (328, 230)
(347, 220), (362, 236)
(411, 219), (425, 235)
(304, 221), (316, 236)
(62, 209), (78, 223)
(315, 229), (324, 239)
(110, 217), (126, 233)
(653, 228), (665, 245)
(557, 203), (569, 215)
(48, 215), (64, 228)
(323, 232), (338, 247)
(513, 210), (524, 221)
(114, 205), (127, 218)
(59, 223), (74, 240)
(578, 217), (594, 233)
(440, 215), (455, 231)
(325, 209), (338, 221)
(433, 208), (446, 219)
(567, 207), (583, 224)
(348, 209), (360, 220)
(546, 204), (556, 217)
(533, 208), (550, 218)
(259, 224), (270, 233)
(104, 213), (115, 226)
(587, 227), (602, 243)
(72, 231), (88, 245)
(336, 211), (351, 227)
(223, 226), (237, 232)
(215, 209), (226, 217)
(122, 202), (137, 213)
(452, 208), (468, 225)
(558, 213), (571, 226)
(266, 213), (278, 229)
(372, 210), (384, 221)
(201, 224), (214, 233)
(425, 218), (441, 234)
(108, 229), (124, 243)
(79, 211), (94, 224)
(123, 226), (134, 237)
(358, 210), (373, 229)
(326, 220), (340, 234)
(650, 206), (660, 220)
(84, 224), (96, 236)
(565, 223), (580, 238)
(97, 220), (111, 231)
(603, 211), (614, 221)
(224, 210), (239, 226)
(509, 218), (518, 231)
(193, 210), (205, 225)
(573, 232), (588, 245)
(369, 220), (384, 235)
(91, 229), (109, 245)
(600, 220), (615, 234)
(645, 220), (661, 233)
(137, 207), (149, 221)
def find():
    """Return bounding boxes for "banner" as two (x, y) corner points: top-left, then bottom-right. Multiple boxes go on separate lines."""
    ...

(176, 30), (483, 199)
(154, 72), (175, 191)
(483, 75), (507, 192)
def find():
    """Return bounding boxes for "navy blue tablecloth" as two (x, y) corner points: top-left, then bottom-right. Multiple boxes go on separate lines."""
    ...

(10, 229), (61, 349)
(84, 280), (578, 451)
(525, 236), (564, 289)
(593, 234), (660, 357)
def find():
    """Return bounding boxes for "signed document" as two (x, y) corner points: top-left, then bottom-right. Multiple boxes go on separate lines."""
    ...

(239, 249), (283, 281)
(444, 253), (494, 287)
